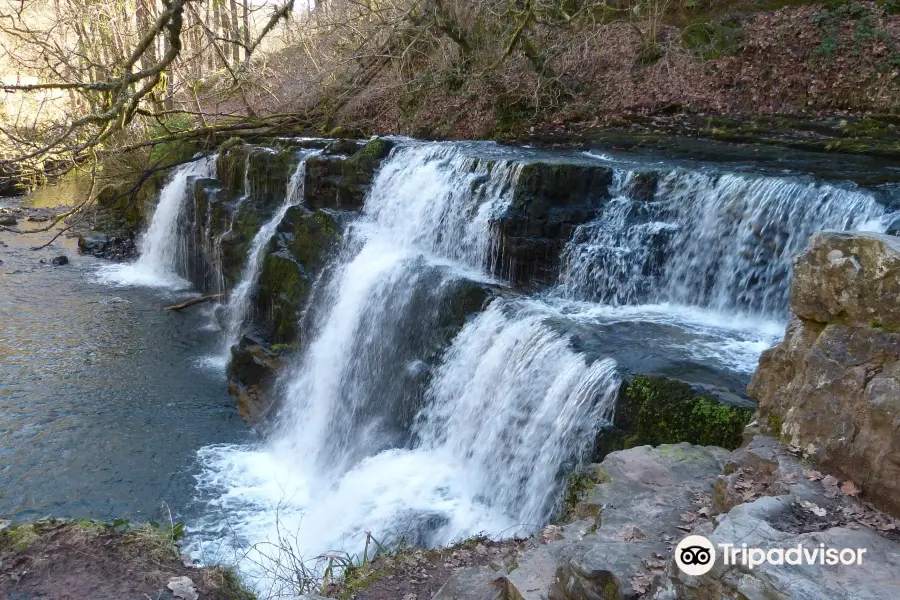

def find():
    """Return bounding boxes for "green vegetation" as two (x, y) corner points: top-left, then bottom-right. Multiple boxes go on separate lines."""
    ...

(596, 376), (753, 457)
(767, 412), (784, 437)
(813, 1), (900, 67)
(148, 114), (199, 166)
(355, 138), (393, 160)
(680, 19), (745, 59)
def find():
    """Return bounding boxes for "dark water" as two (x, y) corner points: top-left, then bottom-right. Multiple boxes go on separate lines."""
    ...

(0, 194), (250, 523)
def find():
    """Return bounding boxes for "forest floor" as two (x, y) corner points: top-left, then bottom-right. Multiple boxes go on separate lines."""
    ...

(246, 1), (899, 159)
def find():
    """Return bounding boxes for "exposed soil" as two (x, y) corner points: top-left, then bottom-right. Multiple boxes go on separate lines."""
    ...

(324, 536), (525, 600)
(0, 520), (253, 600)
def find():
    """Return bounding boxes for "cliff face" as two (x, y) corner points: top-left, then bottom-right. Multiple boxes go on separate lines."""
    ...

(749, 232), (900, 515)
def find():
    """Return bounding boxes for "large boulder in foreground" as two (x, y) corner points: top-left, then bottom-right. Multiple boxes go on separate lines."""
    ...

(749, 232), (900, 516)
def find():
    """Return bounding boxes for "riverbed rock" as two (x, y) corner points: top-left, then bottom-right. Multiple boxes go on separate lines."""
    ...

(0, 215), (17, 226)
(227, 335), (285, 427)
(78, 233), (109, 253)
(492, 162), (613, 288)
(51, 255), (69, 266)
(749, 232), (900, 515)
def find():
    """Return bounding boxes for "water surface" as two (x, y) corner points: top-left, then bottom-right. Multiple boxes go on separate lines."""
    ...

(0, 191), (250, 523)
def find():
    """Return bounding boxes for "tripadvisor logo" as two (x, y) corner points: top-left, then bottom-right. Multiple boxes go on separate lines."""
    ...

(675, 535), (717, 576)
(674, 534), (869, 576)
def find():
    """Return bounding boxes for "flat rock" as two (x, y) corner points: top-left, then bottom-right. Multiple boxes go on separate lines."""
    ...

(431, 565), (509, 600)
(655, 496), (900, 600)
(166, 576), (198, 600)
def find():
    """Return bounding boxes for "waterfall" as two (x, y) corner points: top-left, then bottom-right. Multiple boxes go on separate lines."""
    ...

(561, 168), (892, 318)
(187, 142), (897, 594)
(218, 151), (317, 363)
(271, 144), (523, 471)
(189, 145), (621, 590)
(416, 300), (619, 525)
(97, 156), (216, 288)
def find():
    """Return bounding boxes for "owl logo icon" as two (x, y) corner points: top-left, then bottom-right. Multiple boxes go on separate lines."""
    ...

(675, 535), (717, 576)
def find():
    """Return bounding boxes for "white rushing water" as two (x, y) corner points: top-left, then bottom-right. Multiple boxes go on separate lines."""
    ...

(165, 142), (895, 595)
(97, 156), (216, 289)
(561, 167), (893, 318)
(187, 145), (621, 592)
(215, 151), (318, 366)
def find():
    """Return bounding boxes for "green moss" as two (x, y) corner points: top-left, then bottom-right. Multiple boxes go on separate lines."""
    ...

(1, 523), (40, 551)
(565, 471), (597, 510)
(355, 138), (392, 160)
(149, 114), (199, 165)
(597, 376), (753, 457)
(766, 412), (784, 437)
(270, 343), (297, 354)
(257, 252), (310, 344)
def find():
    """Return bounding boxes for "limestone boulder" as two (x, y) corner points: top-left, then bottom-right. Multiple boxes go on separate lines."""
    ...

(749, 232), (900, 515)
(789, 231), (900, 326)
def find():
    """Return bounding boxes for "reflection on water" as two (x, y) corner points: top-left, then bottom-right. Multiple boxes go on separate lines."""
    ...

(20, 174), (87, 209)
(0, 187), (249, 523)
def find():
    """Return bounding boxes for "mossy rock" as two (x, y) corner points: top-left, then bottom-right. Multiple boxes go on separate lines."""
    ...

(594, 375), (753, 459)
(304, 138), (394, 210)
(254, 208), (341, 344)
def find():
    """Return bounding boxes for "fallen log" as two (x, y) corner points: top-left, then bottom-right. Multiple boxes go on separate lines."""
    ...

(163, 293), (224, 311)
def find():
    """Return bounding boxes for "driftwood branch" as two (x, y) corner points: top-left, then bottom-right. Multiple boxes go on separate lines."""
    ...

(163, 293), (224, 311)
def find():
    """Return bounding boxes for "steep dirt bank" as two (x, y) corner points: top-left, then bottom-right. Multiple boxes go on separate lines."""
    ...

(256, 1), (899, 158)
(0, 519), (255, 600)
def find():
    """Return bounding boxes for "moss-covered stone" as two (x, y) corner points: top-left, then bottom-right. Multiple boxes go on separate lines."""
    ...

(356, 137), (395, 160)
(305, 138), (394, 210)
(594, 376), (753, 459)
(254, 207), (341, 344)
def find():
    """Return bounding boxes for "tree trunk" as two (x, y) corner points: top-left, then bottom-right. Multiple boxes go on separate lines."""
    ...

(242, 0), (250, 65)
(229, 0), (241, 67)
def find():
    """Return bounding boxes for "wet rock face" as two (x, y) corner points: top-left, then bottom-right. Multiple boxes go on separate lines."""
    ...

(227, 335), (284, 428)
(304, 139), (395, 211)
(253, 207), (341, 345)
(492, 162), (613, 288)
(593, 376), (752, 461)
(750, 232), (900, 516)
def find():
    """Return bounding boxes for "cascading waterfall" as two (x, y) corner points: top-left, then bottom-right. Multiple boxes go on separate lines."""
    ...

(186, 142), (897, 595)
(217, 151), (318, 363)
(561, 167), (892, 318)
(97, 155), (216, 288)
(271, 144), (523, 471)
(189, 145), (621, 591)
(415, 300), (619, 525)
